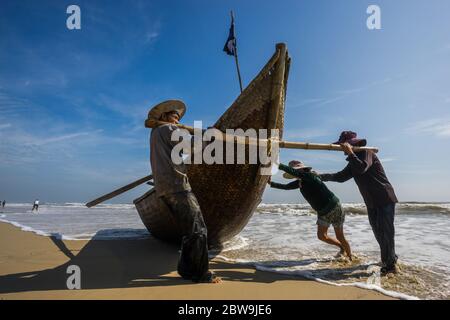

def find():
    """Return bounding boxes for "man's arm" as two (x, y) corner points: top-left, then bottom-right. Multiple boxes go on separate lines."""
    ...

(270, 180), (300, 190)
(319, 164), (353, 183)
(278, 163), (305, 179)
(339, 142), (373, 175)
(159, 124), (187, 147)
(347, 150), (373, 175)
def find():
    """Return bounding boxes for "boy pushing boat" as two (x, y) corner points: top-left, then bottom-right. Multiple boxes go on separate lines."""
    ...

(269, 161), (352, 260)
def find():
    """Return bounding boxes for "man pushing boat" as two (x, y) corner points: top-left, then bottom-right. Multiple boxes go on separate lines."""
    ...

(269, 161), (352, 259)
(319, 131), (399, 276)
(146, 99), (221, 284)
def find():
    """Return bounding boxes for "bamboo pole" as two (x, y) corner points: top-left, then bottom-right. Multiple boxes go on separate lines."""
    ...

(278, 141), (378, 153)
(144, 120), (379, 153)
(86, 174), (153, 208)
(87, 121), (377, 207)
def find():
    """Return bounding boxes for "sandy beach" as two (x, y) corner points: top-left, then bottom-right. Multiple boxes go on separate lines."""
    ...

(0, 222), (392, 300)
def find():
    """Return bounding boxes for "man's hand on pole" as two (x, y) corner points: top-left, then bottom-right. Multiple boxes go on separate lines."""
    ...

(340, 142), (354, 155)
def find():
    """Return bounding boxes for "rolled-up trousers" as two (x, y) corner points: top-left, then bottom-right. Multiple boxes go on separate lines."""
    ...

(161, 191), (209, 282)
(367, 203), (398, 268)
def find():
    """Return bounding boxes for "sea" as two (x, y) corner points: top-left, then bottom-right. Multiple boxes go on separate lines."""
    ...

(0, 202), (449, 300)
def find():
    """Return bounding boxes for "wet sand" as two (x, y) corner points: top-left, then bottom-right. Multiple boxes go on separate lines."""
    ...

(0, 222), (393, 300)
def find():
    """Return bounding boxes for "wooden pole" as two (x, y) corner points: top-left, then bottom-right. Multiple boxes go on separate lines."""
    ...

(86, 174), (153, 208)
(231, 11), (243, 93)
(278, 141), (378, 153)
(144, 120), (379, 153)
(89, 121), (377, 207)
(234, 48), (243, 93)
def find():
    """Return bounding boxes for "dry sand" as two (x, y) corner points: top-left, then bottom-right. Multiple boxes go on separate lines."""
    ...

(0, 222), (393, 300)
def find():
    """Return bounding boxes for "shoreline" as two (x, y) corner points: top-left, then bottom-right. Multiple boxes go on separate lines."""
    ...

(0, 221), (393, 300)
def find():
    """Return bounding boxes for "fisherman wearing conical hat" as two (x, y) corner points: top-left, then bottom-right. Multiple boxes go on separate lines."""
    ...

(319, 131), (398, 276)
(269, 161), (352, 260)
(146, 100), (221, 284)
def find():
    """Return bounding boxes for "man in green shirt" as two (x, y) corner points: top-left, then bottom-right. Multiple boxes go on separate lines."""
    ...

(269, 160), (352, 260)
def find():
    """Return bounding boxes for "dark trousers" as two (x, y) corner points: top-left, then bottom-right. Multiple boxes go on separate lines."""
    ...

(367, 203), (398, 268)
(161, 191), (209, 282)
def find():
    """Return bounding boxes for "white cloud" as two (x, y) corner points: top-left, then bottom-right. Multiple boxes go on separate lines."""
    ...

(291, 96), (346, 108)
(0, 123), (12, 130)
(407, 118), (450, 138)
(26, 130), (102, 146)
(289, 98), (325, 107)
(291, 77), (394, 109)
(0, 127), (101, 165)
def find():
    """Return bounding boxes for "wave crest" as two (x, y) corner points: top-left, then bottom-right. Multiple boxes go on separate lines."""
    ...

(257, 202), (450, 215)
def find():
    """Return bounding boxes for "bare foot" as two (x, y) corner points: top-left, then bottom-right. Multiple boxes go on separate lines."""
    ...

(210, 276), (222, 284)
(334, 248), (345, 258)
(197, 271), (222, 284)
(381, 265), (398, 277)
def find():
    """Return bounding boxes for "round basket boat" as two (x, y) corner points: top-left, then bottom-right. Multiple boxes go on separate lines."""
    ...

(134, 43), (290, 247)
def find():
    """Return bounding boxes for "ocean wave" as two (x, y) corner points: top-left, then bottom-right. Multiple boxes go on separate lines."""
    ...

(92, 203), (135, 209)
(396, 203), (450, 214)
(256, 204), (314, 216)
(0, 217), (89, 240)
(220, 236), (249, 252)
(308, 275), (420, 300)
(254, 264), (420, 300)
(0, 217), (149, 241)
(257, 203), (450, 215)
(3, 203), (136, 209)
(212, 254), (419, 300)
(5, 202), (450, 215)
(0, 217), (53, 238)
(47, 203), (135, 210)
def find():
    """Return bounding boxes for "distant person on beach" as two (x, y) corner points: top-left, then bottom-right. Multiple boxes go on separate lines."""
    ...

(319, 131), (399, 276)
(2, 200), (4, 208)
(32, 199), (39, 212)
(146, 100), (221, 284)
(269, 161), (352, 260)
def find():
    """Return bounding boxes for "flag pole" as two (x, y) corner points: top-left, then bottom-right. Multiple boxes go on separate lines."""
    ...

(231, 10), (243, 93)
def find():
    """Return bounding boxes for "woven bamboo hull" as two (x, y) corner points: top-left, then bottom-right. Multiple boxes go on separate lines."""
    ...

(134, 43), (290, 247)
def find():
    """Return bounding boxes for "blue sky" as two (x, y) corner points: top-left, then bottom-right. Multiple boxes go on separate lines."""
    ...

(1, 0), (450, 204)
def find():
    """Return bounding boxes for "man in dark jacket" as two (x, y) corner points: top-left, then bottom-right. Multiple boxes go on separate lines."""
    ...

(270, 160), (352, 260)
(319, 131), (398, 275)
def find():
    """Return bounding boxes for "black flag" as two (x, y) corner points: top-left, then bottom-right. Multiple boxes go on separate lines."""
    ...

(223, 15), (236, 56)
(223, 11), (243, 92)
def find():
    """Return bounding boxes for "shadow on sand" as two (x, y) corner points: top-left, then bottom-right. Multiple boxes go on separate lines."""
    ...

(0, 228), (373, 295)
(0, 229), (309, 295)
